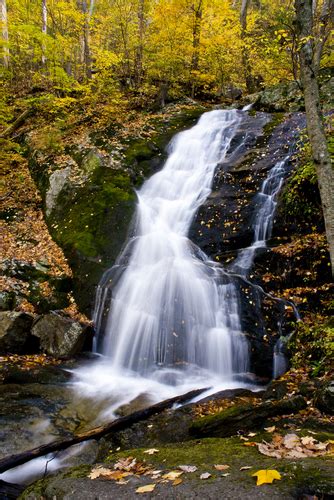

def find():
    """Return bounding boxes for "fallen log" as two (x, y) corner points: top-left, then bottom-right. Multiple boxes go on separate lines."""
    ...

(189, 395), (307, 438)
(0, 109), (33, 139)
(0, 387), (207, 475)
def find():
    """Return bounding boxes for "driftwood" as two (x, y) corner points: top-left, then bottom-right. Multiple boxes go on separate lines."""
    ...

(0, 109), (33, 139)
(0, 387), (207, 475)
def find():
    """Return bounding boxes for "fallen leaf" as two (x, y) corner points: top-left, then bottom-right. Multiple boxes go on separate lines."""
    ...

(240, 466), (252, 471)
(136, 484), (156, 493)
(283, 433), (300, 449)
(162, 471), (183, 480)
(222, 473), (230, 477)
(173, 478), (183, 486)
(178, 465), (198, 473)
(257, 443), (281, 458)
(248, 432), (257, 437)
(243, 442), (257, 447)
(88, 467), (132, 481)
(252, 469), (281, 486)
(264, 426), (276, 433)
(143, 448), (159, 455)
(89, 466), (112, 479)
(240, 436), (249, 441)
(214, 464), (230, 471)
(114, 457), (137, 471)
(200, 472), (212, 480)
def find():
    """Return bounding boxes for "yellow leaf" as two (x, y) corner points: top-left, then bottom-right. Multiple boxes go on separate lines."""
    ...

(162, 471), (183, 480)
(136, 484), (156, 493)
(252, 469), (282, 486)
(173, 478), (183, 486)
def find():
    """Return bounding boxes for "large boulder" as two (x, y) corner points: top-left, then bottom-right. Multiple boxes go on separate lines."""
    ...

(31, 312), (91, 357)
(0, 311), (34, 354)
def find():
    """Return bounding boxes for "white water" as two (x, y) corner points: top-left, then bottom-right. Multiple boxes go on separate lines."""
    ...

(94, 110), (249, 380)
(233, 157), (289, 274)
(71, 110), (255, 416)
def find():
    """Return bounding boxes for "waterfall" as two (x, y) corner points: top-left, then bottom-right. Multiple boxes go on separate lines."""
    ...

(233, 157), (289, 275)
(94, 110), (250, 379)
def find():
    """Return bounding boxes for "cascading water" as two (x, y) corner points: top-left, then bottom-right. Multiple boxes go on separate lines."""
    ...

(94, 110), (249, 379)
(233, 157), (289, 275)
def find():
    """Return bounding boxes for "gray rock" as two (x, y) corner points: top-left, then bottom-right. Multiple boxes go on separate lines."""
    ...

(46, 166), (72, 216)
(0, 311), (34, 354)
(31, 313), (87, 357)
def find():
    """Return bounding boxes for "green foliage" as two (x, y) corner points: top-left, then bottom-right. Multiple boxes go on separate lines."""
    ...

(29, 124), (64, 154)
(282, 134), (322, 221)
(3, 0), (331, 106)
(289, 318), (334, 376)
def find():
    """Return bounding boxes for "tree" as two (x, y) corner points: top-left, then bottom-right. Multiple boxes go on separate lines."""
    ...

(295, 0), (334, 275)
(0, 0), (9, 68)
(240, 0), (254, 92)
(190, 0), (203, 98)
(42, 0), (47, 66)
(78, 0), (93, 80)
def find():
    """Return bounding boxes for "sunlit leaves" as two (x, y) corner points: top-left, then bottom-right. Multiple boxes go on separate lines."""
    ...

(252, 469), (281, 486)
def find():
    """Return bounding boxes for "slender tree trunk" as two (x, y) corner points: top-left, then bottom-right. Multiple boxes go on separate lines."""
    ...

(135, 0), (145, 86)
(295, 0), (334, 275)
(41, 0), (47, 66)
(191, 0), (203, 99)
(0, 0), (9, 68)
(78, 0), (92, 80)
(240, 0), (254, 93)
(313, 0), (334, 73)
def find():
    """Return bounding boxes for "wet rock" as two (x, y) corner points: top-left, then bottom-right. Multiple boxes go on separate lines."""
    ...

(1, 364), (71, 385)
(0, 479), (25, 499)
(0, 312), (34, 354)
(314, 379), (334, 415)
(31, 313), (91, 357)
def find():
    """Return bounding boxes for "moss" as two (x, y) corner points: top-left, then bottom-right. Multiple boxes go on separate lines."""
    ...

(105, 437), (259, 468)
(50, 168), (135, 258)
(288, 317), (334, 376)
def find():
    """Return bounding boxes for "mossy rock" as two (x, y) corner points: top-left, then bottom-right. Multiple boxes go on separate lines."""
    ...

(20, 437), (334, 499)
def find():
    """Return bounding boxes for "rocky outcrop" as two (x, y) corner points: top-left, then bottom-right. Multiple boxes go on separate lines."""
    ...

(31, 312), (92, 357)
(0, 311), (34, 354)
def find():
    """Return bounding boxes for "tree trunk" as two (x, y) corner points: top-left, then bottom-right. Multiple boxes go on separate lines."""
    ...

(295, 0), (334, 276)
(41, 0), (47, 66)
(313, 0), (334, 73)
(0, 387), (207, 475)
(78, 0), (92, 80)
(240, 0), (254, 93)
(135, 0), (145, 86)
(191, 0), (203, 99)
(0, 0), (9, 68)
